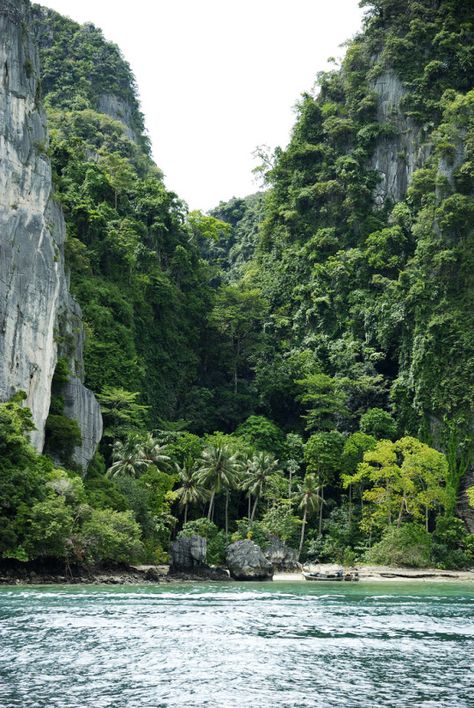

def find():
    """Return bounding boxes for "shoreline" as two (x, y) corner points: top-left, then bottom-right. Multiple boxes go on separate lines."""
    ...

(275, 564), (474, 583)
(1, 562), (474, 586)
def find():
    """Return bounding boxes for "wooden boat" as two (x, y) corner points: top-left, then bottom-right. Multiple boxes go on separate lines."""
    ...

(303, 571), (359, 582)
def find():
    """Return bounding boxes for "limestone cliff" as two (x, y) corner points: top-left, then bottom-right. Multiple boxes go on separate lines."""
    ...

(0, 0), (102, 467)
(371, 70), (431, 206)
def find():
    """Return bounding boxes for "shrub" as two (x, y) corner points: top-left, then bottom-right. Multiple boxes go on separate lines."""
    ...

(178, 517), (229, 565)
(80, 508), (143, 564)
(431, 515), (474, 569)
(178, 517), (219, 541)
(27, 496), (75, 559)
(231, 519), (269, 549)
(364, 524), (432, 568)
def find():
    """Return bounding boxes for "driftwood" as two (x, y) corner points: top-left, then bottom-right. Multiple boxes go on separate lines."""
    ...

(379, 572), (459, 579)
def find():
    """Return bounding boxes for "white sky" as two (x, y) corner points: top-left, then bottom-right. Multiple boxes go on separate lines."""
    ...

(41, 0), (364, 211)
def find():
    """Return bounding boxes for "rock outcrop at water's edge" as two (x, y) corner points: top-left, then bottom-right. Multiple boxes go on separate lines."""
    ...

(170, 536), (208, 571)
(169, 536), (229, 580)
(0, 0), (102, 467)
(226, 540), (274, 581)
(264, 537), (300, 572)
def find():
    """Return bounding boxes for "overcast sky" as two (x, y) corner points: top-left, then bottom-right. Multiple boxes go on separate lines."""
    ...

(41, 0), (364, 211)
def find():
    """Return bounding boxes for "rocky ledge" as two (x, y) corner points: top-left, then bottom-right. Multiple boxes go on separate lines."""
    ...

(0, 559), (172, 585)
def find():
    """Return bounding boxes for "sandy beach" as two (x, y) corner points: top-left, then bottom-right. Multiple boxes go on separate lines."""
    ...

(273, 565), (474, 582)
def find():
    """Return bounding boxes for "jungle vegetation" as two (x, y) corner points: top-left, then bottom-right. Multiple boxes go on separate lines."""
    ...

(1, 0), (474, 570)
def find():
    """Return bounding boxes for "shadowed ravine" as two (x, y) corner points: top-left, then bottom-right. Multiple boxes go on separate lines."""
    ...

(1, 582), (473, 707)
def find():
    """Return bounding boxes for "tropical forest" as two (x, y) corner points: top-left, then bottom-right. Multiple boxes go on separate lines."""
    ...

(2, 0), (474, 578)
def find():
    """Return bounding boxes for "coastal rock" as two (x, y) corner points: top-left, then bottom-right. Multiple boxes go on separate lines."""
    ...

(169, 537), (229, 580)
(264, 537), (300, 572)
(0, 0), (101, 467)
(143, 567), (162, 582)
(226, 540), (274, 581)
(169, 536), (207, 572)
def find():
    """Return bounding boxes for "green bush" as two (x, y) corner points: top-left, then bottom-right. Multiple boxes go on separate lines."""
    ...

(80, 508), (143, 564)
(364, 524), (432, 568)
(178, 517), (219, 541)
(27, 496), (75, 559)
(178, 517), (229, 565)
(231, 519), (269, 549)
(431, 515), (474, 569)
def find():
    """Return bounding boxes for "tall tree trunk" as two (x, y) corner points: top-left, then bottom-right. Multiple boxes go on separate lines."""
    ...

(251, 495), (259, 521)
(208, 489), (215, 520)
(348, 484), (352, 526)
(184, 503), (188, 525)
(318, 486), (324, 536)
(225, 491), (229, 535)
(248, 494), (251, 521)
(298, 506), (307, 559)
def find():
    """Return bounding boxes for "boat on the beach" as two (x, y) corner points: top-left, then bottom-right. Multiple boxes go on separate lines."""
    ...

(302, 568), (359, 582)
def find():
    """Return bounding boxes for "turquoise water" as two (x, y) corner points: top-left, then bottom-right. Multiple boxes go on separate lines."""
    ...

(1, 582), (473, 707)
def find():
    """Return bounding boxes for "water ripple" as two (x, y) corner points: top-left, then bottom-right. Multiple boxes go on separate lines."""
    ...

(0, 581), (473, 707)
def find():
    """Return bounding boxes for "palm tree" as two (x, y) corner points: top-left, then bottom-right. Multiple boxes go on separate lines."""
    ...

(197, 445), (239, 530)
(106, 434), (170, 479)
(236, 451), (255, 520)
(175, 459), (208, 524)
(241, 451), (281, 521)
(106, 437), (148, 478)
(286, 458), (299, 500)
(140, 433), (171, 470)
(297, 474), (323, 559)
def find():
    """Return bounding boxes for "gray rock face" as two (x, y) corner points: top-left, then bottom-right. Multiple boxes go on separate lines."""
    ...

(0, 0), (101, 467)
(62, 376), (103, 469)
(170, 536), (207, 572)
(371, 71), (431, 207)
(264, 537), (300, 572)
(97, 93), (138, 143)
(226, 540), (274, 581)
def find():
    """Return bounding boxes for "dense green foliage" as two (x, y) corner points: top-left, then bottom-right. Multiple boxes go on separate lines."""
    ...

(2, 1), (473, 570)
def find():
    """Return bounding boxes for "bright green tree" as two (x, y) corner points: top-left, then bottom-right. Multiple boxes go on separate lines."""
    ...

(297, 374), (350, 431)
(343, 437), (450, 535)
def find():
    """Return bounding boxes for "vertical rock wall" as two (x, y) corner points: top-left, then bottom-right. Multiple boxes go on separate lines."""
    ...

(371, 70), (431, 206)
(0, 0), (102, 467)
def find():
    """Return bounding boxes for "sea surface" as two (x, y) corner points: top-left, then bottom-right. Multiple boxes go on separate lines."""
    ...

(0, 581), (473, 707)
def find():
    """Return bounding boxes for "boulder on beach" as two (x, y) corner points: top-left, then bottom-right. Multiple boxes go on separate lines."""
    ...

(169, 535), (207, 572)
(168, 536), (229, 580)
(263, 537), (300, 572)
(226, 540), (274, 581)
